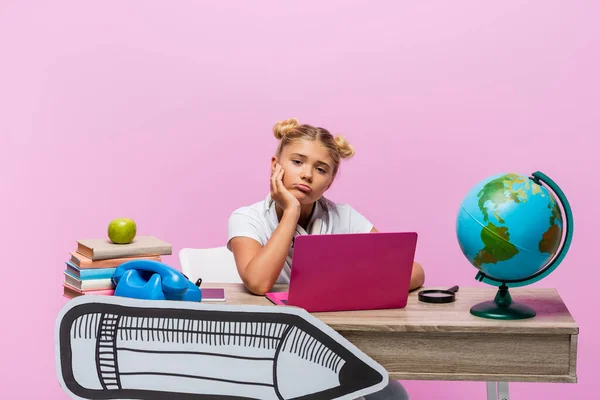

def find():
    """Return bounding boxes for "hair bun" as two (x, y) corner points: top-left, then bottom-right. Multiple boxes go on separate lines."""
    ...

(334, 135), (355, 159)
(273, 118), (300, 140)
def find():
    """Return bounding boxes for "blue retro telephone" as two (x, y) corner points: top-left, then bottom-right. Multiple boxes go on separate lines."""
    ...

(112, 259), (202, 302)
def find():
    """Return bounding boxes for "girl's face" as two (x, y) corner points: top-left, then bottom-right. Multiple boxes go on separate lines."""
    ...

(272, 139), (335, 204)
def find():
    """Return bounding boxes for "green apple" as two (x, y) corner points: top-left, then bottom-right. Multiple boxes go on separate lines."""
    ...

(108, 218), (137, 244)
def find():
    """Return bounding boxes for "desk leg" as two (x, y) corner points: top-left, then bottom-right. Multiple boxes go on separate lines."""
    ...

(498, 382), (509, 400)
(486, 382), (510, 400)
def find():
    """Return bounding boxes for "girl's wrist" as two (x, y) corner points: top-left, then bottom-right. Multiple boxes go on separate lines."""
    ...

(282, 206), (301, 220)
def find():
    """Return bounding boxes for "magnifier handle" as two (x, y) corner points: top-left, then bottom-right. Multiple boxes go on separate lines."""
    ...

(447, 285), (459, 293)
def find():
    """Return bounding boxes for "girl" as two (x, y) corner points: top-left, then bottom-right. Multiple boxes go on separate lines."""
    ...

(227, 118), (424, 295)
(227, 118), (424, 400)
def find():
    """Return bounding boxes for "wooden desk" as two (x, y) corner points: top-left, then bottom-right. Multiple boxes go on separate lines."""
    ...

(206, 283), (578, 396)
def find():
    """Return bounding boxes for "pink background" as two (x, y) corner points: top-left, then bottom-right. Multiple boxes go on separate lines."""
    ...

(1, 1), (598, 398)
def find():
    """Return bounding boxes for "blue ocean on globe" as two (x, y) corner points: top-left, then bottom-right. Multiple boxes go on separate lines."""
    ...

(457, 173), (563, 285)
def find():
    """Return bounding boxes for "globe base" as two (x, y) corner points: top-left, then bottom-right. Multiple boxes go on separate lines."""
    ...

(470, 284), (536, 320)
(470, 300), (536, 320)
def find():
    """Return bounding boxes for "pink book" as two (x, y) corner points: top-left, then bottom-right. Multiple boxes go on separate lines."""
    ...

(265, 291), (289, 306)
(63, 283), (114, 299)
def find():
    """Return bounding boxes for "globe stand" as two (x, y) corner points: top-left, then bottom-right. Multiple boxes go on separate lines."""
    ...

(470, 283), (536, 320)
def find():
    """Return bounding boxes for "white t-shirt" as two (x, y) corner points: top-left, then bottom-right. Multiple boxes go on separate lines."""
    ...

(227, 194), (374, 283)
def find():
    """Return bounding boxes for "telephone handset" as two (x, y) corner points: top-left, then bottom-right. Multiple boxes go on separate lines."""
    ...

(112, 259), (201, 302)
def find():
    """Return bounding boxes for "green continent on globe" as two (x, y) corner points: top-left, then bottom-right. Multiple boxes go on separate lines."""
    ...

(477, 173), (525, 223)
(476, 173), (543, 223)
(473, 222), (520, 267)
(539, 200), (562, 254)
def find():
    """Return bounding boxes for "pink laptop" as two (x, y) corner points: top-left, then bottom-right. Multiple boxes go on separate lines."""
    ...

(265, 232), (418, 312)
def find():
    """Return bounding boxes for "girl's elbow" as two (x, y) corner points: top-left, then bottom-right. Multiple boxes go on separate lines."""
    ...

(238, 259), (281, 296)
(245, 284), (269, 296)
(242, 276), (275, 296)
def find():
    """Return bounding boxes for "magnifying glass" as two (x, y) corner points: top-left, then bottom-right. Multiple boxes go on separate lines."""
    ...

(418, 285), (459, 304)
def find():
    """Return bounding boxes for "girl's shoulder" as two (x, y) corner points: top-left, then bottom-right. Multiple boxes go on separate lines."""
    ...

(230, 198), (266, 220)
(320, 197), (373, 233)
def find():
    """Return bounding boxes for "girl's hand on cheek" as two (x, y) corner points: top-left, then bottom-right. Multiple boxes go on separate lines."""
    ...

(270, 164), (300, 214)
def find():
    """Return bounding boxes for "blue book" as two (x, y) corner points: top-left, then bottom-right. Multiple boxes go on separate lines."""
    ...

(65, 261), (116, 280)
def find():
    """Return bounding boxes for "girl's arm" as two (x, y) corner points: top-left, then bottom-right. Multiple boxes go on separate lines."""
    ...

(370, 226), (425, 291)
(230, 208), (299, 295)
(230, 163), (300, 295)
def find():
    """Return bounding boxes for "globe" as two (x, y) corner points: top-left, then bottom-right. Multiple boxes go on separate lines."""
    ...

(456, 171), (573, 320)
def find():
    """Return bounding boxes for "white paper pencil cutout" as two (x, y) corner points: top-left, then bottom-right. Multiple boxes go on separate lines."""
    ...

(56, 296), (388, 400)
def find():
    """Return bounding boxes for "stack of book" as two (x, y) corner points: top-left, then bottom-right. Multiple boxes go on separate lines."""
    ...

(63, 235), (173, 299)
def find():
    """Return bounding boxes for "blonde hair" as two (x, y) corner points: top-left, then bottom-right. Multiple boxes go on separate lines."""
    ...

(273, 118), (355, 176)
